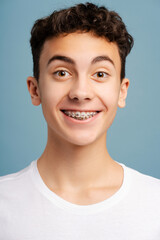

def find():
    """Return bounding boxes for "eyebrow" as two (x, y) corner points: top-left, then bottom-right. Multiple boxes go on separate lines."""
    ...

(91, 55), (115, 67)
(47, 55), (115, 67)
(47, 55), (75, 66)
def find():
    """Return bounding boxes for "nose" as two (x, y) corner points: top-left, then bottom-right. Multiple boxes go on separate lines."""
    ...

(68, 76), (94, 102)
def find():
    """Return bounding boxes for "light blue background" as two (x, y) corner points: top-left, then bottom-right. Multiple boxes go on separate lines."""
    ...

(0, 0), (160, 178)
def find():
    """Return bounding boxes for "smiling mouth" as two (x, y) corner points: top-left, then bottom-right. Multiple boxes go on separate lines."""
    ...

(61, 110), (101, 120)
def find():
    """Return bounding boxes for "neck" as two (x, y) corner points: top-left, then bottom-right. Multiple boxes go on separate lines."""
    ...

(37, 129), (116, 191)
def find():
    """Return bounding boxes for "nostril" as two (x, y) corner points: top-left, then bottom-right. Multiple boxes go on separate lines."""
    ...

(73, 97), (79, 101)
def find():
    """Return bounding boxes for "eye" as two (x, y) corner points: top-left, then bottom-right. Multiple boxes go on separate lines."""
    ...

(93, 71), (108, 79)
(53, 70), (70, 78)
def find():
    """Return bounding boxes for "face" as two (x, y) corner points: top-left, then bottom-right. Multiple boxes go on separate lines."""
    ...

(27, 32), (129, 146)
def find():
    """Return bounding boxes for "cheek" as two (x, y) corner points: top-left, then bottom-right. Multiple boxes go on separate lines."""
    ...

(97, 83), (120, 109)
(41, 80), (66, 103)
(40, 82), (66, 117)
(98, 84), (120, 130)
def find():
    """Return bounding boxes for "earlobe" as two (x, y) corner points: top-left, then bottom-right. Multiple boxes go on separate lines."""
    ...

(26, 76), (41, 106)
(118, 78), (130, 108)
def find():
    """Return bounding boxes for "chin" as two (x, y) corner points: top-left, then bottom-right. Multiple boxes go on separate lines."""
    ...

(64, 132), (101, 146)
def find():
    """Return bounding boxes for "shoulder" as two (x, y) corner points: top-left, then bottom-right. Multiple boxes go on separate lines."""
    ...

(124, 164), (160, 201)
(0, 162), (34, 197)
(126, 165), (160, 186)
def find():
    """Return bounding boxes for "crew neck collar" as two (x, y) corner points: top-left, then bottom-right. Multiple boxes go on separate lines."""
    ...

(31, 159), (131, 215)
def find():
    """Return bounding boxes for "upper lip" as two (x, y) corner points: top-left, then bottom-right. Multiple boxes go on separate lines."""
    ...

(61, 109), (101, 112)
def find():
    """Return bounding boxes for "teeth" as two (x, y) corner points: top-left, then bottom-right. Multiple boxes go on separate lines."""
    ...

(75, 112), (81, 118)
(71, 112), (75, 118)
(63, 111), (98, 120)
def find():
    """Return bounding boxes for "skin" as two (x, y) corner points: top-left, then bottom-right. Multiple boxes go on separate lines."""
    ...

(27, 32), (129, 205)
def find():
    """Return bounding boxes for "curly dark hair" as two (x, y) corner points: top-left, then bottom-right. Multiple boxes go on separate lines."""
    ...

(30, 2), (134, 82)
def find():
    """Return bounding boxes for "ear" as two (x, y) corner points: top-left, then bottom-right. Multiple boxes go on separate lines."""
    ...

(26, 76), (41, 106)
(118, 78), (130, 108)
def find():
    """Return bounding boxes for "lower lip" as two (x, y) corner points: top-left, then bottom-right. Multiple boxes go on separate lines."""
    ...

(61, 111), (102, 124)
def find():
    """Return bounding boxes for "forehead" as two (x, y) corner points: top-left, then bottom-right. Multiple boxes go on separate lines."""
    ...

(40, 32), (121, 72)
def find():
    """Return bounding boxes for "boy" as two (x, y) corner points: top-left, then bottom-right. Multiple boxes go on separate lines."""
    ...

(0, 2), (160, 239)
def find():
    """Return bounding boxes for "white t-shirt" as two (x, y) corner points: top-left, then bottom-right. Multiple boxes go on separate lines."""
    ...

(0, 160), (160, 240)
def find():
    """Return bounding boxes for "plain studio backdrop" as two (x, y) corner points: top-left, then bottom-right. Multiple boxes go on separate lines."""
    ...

(0, 0), (160, 178)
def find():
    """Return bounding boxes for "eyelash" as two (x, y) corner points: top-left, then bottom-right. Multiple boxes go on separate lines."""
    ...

(53, 70), (70, 78)
(93, 72), (108, 78)
(53, 70), (109, 79)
